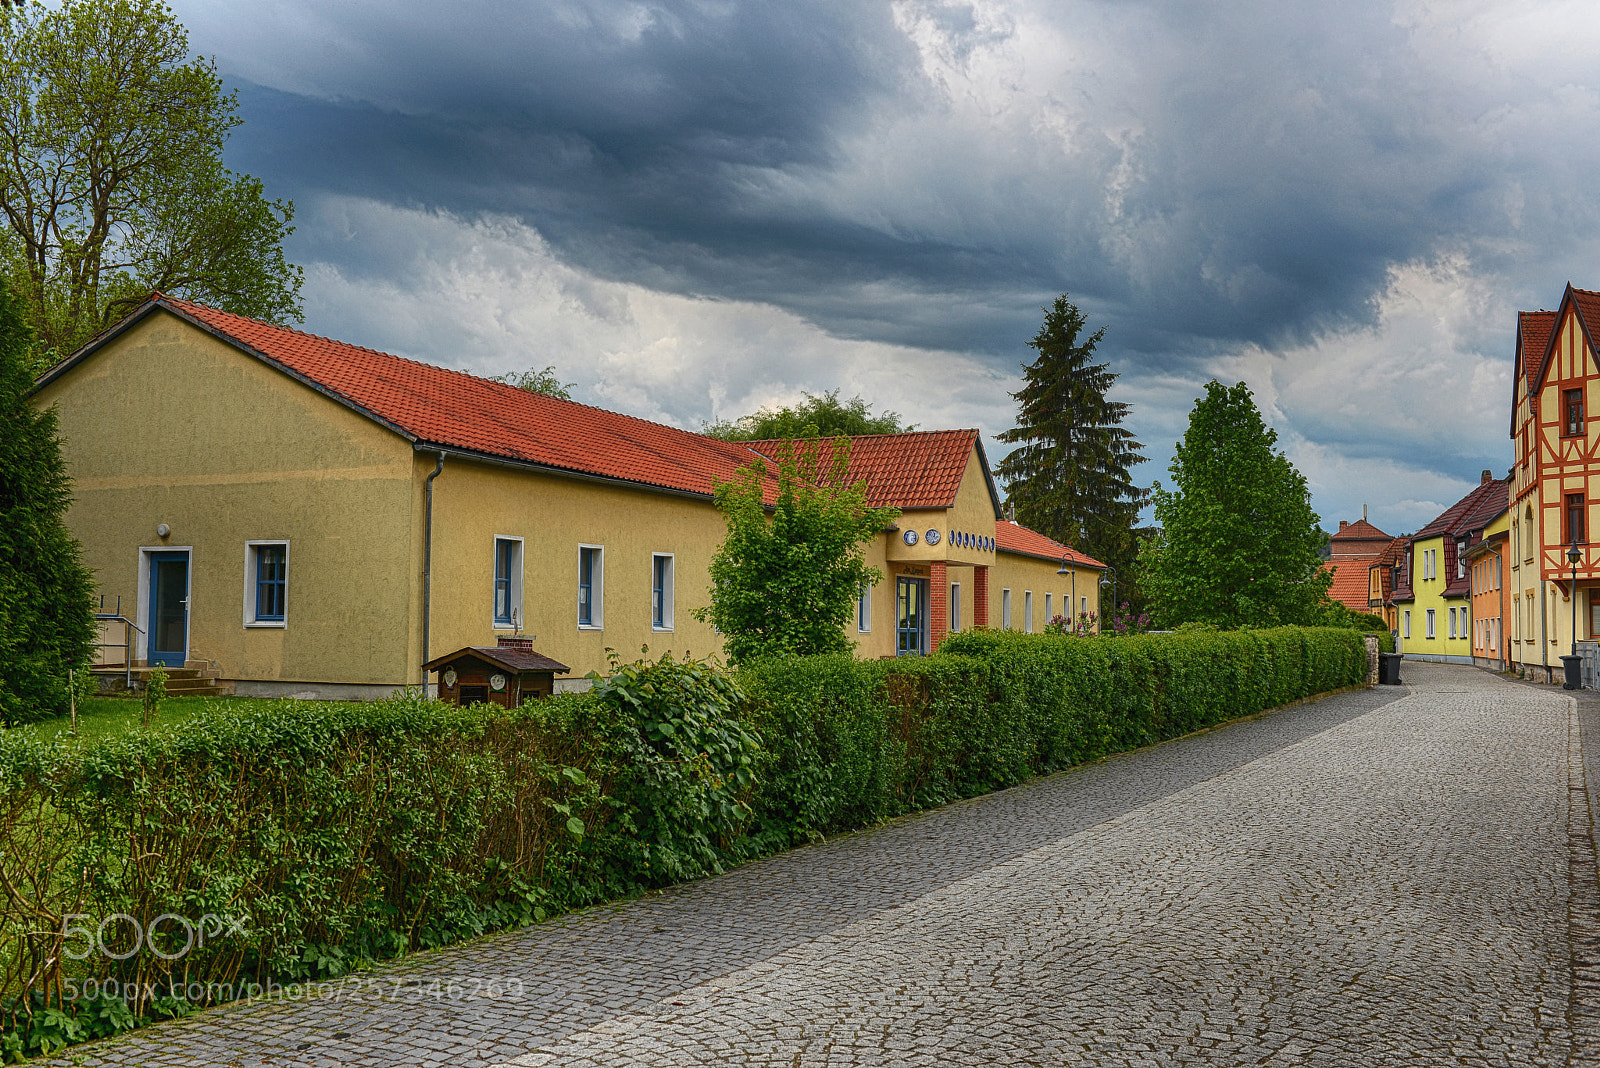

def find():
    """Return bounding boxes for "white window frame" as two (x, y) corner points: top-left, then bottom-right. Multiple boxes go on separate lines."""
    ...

(1002, 588), (1012, 630)
(651, 552), (675, 631)
(1449, 607), (1457, 639)
(857, 583), (871, 633)
(1403, 610), (1411, 638)
(1044, 592), (1052, 625)
(578, 544), (605, 629)
(244, 540), (289, 628)
(1024, 591), (1033, 633)
(1426, 608), (1436, 639)
(951, 582), (961, 633)
(492, 535), (524, 630)
(1081, 596), (1088, 618)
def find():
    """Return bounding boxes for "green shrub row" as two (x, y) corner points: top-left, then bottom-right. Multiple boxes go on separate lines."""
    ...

(0, 627), (1366, 1059)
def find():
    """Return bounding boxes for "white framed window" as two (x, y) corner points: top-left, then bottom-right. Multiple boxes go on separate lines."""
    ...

(857, 583), (871, 633)
(951, 583), (961, 632)
(493, 536), (524, 629)
(1024, 591), (1033, 633)
(1449, 607), (1457, 638)
(1002, 588), (1012, 630)
(1403, 610), (1411, 638)
(1044, 593), (1052, 625)
(1426, 609), (1436, 639)
(578, 545), (604, 628)
(244, 540), (289, 627)
(651, 553), (675, 631)
(1081, 596), (1088, 618)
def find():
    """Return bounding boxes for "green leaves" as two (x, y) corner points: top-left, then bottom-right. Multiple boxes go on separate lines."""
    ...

(1142, 381), (1333, 629)
(0, 0), (301, 356)
(697, 435), (901, 665)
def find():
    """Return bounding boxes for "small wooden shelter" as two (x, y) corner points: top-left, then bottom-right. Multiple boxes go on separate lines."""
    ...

(424, 636), (569, 707)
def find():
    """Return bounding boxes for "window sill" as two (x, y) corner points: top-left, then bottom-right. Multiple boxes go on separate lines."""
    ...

(651, 625), (675, 633)
(578, 624), (604, 632)
(245, 620), (287, 629)
(492, 622), (518, 630)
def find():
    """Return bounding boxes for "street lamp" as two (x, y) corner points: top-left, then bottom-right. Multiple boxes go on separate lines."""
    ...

(1564, 537), (1583, 689)
(1057, 555), (1076, 632)
(1099, 565), (1118, 635)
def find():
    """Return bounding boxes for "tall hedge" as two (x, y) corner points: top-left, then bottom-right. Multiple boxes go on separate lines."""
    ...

(0, 628), (1365, 1057)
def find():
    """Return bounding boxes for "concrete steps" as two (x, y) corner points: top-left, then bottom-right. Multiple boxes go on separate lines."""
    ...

(92, 662), (236, 698)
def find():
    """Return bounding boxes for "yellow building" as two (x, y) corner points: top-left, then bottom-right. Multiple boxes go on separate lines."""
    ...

(1393, 472), (1505, 664)
(1508, 286), (1600, 681)
(34, 295), (1101, 697)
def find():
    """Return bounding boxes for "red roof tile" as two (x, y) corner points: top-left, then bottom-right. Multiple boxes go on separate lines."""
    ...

(1324, 556), (1378, 612)
(146, 296), (783, 500)
(995, 520), (1105, 568)
(745, 430), (981, 510)
(1520, 310), (1556, 392)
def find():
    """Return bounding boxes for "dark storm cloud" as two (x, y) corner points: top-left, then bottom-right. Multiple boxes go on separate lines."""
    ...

(182, 0), (1600, 526)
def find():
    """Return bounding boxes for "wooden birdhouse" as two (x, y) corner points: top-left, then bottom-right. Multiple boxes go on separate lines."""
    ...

(425, 636), (569, 707)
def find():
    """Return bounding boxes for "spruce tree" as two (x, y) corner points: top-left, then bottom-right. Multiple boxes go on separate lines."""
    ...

(0, 278), (96, 724)
(994, 294), (1147, 580)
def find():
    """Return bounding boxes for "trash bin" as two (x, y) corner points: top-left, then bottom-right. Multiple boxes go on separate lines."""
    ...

(1378, 651), (1403, 686)
(1562, 654), (1583, 690)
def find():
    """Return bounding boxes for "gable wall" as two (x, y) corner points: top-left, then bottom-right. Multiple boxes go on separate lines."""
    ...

(34, 311), (419, 689)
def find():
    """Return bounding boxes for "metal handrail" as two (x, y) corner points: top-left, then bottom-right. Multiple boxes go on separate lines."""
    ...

(94, 613), (144, 692)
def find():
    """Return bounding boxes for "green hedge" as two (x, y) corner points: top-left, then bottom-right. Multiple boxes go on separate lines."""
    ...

(0, 627), (1366, 1059)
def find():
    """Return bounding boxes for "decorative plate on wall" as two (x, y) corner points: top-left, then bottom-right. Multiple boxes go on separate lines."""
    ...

(925, 529), (941, 545)
(489, 673), (507, 692)
(443, 668), (457, 689)
(902, 530), (919, 545)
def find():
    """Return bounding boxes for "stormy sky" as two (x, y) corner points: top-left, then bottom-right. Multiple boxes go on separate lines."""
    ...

(171, 0), (1600, 534)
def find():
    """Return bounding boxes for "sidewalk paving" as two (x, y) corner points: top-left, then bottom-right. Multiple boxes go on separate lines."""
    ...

(50, 664), (1590, 1066)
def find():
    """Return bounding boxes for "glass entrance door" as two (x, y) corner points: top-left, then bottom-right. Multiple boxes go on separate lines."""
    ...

(896, 576), (927, 656)
(148, 552), (190, 666)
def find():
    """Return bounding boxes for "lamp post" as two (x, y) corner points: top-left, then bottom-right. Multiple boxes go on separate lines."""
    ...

(1563, 537), (1583, 690)
(1057, 555), (1075, 633)
(1099, 565), (1118, 635)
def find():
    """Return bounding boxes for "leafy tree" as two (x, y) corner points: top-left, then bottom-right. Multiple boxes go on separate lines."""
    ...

(1140, 380), (1332, 628)
(696, 435), (900, 665)
(994, 295), (1147, 601)
(0, 277), (96, 725)
(702, 389), (914, 441)
(491, 364), (574, 400)
(0, 0), (301, 365)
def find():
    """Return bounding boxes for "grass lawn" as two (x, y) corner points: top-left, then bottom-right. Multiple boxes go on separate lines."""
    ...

(12, 696), (299, 748)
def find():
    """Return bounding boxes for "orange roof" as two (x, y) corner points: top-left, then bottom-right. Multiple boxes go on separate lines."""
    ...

(995, 520), (1105, 568)
(1324, 557), (1377, 612)
(1330, 519), (1389, 542)
(1519, 310), (1556, 393)
(745, 430), (990, 510)
(46, 295), (1012, 519)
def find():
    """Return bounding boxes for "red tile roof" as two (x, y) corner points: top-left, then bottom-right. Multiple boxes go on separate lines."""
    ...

(1520, 310), (1556, 392)
(995, 520), (1105, 568)
(147, 296), (780, 500)
(1330, 519), (1390, 543)
(745, 430), (984, 510)
(50, 296), (1013, 522)
(1324, 556), (1378, 612)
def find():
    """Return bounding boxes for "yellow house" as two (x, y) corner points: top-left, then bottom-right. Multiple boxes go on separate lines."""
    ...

(1394, 472), (1506, 664)
(1508, 286), (1600, 681)
(34, 295), (1101, 698)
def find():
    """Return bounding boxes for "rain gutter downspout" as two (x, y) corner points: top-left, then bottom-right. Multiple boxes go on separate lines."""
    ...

(422, 452), (445, 687)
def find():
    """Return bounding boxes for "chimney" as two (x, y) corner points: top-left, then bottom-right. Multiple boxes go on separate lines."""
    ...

(497, 635), (533, 653)
(1363, 504), (1368, 521)
(1482, 469), (1492, 484)
(1339, 520), (1348, 531)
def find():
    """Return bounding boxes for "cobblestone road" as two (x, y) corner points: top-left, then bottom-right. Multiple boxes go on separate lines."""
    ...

(57, 664), (1590, 1066)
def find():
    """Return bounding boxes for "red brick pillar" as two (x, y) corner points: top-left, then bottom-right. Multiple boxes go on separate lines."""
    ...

(929, 561), (948, 652)
(974, 565), (990, 629)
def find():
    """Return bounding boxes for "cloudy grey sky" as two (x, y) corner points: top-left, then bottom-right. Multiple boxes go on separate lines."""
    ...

(172, 0), (1600, 534)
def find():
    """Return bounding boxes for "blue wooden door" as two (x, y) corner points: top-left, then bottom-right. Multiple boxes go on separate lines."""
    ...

(148, 552), (190, 666)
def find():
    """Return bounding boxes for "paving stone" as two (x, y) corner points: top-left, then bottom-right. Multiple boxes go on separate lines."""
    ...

(46, 666), (1600, 1065)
